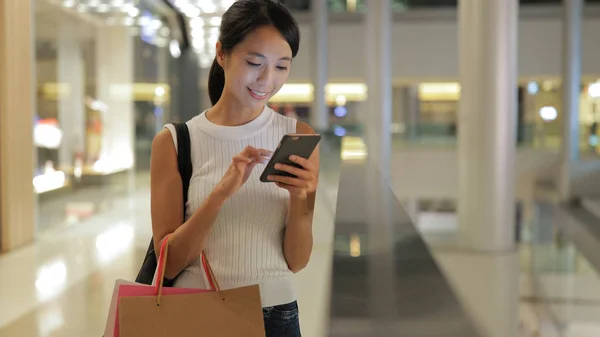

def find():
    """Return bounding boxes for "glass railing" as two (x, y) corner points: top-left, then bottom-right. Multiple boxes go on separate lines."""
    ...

(320, 121), (600, 156)
(522, 202), (600, 335)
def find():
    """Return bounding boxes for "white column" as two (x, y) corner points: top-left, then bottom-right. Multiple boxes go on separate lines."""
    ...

(457, 0), (518, 252)
(365, 0), (393, 180)
(95, 27), (135, 172)
(458, 2), (519, 335)
(560, 0), (583, 201)
(310, 0), (329, 132)
(57, 24), (85, 170)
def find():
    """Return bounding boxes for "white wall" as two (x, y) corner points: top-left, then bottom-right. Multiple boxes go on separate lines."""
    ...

(201, 15), (600, 84)
(388, 148), (560, 200)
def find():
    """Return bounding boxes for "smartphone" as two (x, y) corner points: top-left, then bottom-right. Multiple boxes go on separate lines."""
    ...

(259, 134), (321, 183)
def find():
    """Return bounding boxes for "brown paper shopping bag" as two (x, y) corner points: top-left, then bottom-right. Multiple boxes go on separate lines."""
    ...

(118, 235), (266, 337)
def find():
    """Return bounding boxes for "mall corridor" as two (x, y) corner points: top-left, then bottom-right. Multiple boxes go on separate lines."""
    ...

(4, 0), (600, 337)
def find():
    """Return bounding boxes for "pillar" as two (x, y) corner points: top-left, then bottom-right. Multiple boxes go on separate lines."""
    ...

(365, 0), (393, 179)
(310, 0), (329, 132)
(57, 24), (86, 170)
(0, 0), (36, 252)
(169, 49), (201, 123)
(458, 0), (518, 253)
(95, 27), (135, 172)
(393, 86), (420, 141)
(457, 1), (519, 336)
(560, 0), (583, 201)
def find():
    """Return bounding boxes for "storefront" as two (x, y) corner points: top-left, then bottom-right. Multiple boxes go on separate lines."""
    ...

(33, 0), (178, 233)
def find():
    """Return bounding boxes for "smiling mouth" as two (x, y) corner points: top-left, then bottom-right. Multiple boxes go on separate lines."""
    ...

(248, 88), (269, 100)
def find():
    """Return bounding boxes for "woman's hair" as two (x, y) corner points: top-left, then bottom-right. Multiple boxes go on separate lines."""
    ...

(208, 0), (300, 106)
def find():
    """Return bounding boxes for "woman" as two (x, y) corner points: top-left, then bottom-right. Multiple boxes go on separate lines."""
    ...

(149, 1), (318, 336)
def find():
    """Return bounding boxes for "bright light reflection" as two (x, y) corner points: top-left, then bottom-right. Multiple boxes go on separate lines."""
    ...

(35, 261), (68, 301)
(95, 224), (134, 264)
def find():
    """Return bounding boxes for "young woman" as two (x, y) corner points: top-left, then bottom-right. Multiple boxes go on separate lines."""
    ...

(149, 1), (318, 336)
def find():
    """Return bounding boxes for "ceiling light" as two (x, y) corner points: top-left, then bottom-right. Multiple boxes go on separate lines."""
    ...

(63, 0), (75, 8)
(174, 0), (189, 9)
(151, 19), (162, 29)
(185, 5), (200, 17)
(589, 82), (600, 99)
(209, 17), (221, 26)
(539, 106), (558, 122)
(199, 3), (216, 13)
(128, 7), (139, 17)
(170, 40), (182, 59)
(190, 17), (204, 27)
(138, 16), (151, 26)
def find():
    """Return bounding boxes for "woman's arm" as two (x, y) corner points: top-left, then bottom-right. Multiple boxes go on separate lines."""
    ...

(150, 129), (227, 280)
(269, 122), (320, 273)
(151, 130), (270, 280)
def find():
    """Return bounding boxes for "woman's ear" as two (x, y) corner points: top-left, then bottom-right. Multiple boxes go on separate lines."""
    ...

(216, 41), (225, 67)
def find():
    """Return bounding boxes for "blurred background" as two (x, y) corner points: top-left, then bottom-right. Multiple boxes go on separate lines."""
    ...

(2, 0), (600, 336)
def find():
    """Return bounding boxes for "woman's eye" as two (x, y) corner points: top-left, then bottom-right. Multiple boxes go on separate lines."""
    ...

(247, 61), (261, 67)
(276, 66), (288, 71)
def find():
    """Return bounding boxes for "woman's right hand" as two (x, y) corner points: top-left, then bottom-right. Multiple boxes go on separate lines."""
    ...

(215, 146), (272, 199)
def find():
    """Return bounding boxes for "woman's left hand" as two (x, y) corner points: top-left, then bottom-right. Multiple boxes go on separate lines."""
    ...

(267, 155), (318, 199)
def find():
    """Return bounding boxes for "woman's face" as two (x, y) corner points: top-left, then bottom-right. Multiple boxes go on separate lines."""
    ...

(217, 25), (293, 112)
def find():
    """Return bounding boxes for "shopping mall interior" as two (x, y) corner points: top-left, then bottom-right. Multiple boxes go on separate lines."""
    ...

(2, 0), (600, 336)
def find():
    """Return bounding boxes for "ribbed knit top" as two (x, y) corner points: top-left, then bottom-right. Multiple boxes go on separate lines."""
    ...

(164, 105), (297, 307)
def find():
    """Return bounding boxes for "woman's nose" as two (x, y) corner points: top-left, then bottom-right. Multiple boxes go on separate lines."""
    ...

(256, 67), (273, 85)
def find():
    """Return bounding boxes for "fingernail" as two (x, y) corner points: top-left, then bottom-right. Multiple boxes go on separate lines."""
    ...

(274, 164), (281, 169)
(290, 155), (297, 161)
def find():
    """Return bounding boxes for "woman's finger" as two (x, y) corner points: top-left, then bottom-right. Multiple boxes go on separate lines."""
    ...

(274, 163), (310, 180)
(268, 175), (309, 188)
(232, 155), (252, 164)
(288, 155), (315, 172)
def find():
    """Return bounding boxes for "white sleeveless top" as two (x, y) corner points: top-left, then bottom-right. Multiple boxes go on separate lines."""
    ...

(164, 105), (297, 307)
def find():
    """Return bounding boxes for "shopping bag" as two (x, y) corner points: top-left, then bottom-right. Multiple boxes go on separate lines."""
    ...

(117, 234), (266, 337)
(103, 279), (210, 337)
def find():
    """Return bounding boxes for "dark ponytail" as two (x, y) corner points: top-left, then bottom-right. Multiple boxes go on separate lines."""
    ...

(207, 0), (300, 106)
(208, 58), (225, 106)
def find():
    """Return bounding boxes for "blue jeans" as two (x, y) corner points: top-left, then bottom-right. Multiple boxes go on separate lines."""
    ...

(263, 301), (301, 337)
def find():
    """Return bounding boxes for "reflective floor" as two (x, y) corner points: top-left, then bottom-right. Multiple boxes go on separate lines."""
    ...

(0, 169), (338, 337)
(1, 143), (600, 337)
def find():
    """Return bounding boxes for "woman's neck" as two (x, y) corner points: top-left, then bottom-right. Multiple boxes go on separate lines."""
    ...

(207, 92), (264, 126)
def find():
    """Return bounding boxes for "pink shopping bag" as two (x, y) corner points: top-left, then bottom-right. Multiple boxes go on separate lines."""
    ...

(103, 236), (211, 337)
(104, 234), (264, 337)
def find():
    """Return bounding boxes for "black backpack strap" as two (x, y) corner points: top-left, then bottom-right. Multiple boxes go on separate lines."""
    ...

(173, 122), (192, 215)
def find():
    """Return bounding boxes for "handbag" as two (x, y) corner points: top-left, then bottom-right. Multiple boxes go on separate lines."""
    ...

(134, 122), (192, 286)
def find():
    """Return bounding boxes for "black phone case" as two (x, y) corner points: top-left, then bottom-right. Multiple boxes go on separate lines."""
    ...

(259, 134), (321, 182)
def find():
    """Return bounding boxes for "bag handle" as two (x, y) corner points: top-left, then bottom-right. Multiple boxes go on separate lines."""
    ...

(154, 239), (224, 305)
